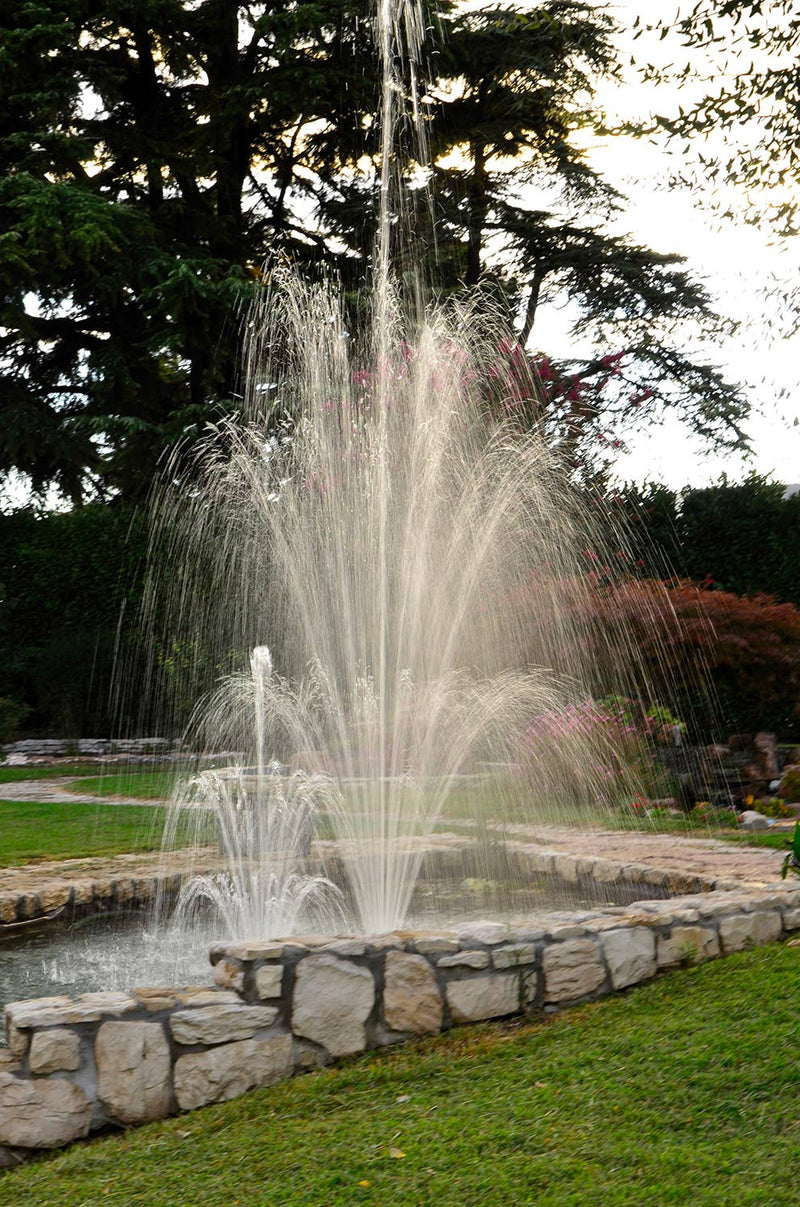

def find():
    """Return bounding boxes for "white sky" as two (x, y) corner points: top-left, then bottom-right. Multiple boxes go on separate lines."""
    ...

(573, 0), (800, 489)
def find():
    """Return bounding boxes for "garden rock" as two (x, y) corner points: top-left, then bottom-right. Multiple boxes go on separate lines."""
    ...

(292, 954), (374, 1056)
(95, 1020), (171, 1124)
(0, 1074), (91, 1148)
(169, 1003), (278, 1046)
(601, 927), (657, 989)
(29, 1028), (81, 1074)
(543, 938), (606, 1002)
(446, 973), (519, 1022)
(173, 1034), (293, 1110)
(738, 810), (771, 832)
(383, 951), (443, 1034)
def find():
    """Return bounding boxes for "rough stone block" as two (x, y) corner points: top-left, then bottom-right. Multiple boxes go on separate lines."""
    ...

(255, 965), (284, 999)
(212, 959), (245, 992)
(170, 1003), (278, 1046)
(413, 934), (459, 955)
(29, 1028), (81, 1074)
(383, 951), (442, 1035)
(492, 943), (537, 970)
(7, 992), (137, 1030)
(601, 928), (656, 989)
(455, 922), (510, 946)
(0, 1073), (91, 1148)
(292, 954), (374, 1057)
(96, 1020), (171, 1124)
(437, 951), (490, 969)
(782, 907), (800, 931)
(543, 939), (606, 1003)
(173, 1034), (293, 1110)
(657, 925), (720, 969)
(719, 910), (782, 952)
(446, 973), (519, 1022)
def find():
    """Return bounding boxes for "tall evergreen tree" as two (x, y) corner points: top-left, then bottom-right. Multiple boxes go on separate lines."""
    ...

(0, 1), (747, 503)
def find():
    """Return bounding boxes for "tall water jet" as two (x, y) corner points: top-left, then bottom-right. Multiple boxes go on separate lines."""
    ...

(143, 0), (653, 939)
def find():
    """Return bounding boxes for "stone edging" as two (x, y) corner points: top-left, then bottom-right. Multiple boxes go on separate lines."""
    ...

(2, 871), (799, 1167)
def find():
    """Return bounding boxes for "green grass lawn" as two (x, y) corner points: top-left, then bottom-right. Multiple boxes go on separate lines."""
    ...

(0, 943), (797, 1206)
(0, 763), (115, 784)
(68, 769), (186, 801)
(0, 801), (214, 866)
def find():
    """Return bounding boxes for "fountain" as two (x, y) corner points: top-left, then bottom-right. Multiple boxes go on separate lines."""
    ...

(139, 0), (647, 944)
(14, 0), (794, 1158)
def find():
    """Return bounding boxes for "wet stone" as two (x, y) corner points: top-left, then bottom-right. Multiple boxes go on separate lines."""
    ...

(657, 925), (720, 969)
(601, 928), (656, 989)
(543, 939), (606, 1003)
(255, 965), (284, 999)
(492, 943), (537, 969)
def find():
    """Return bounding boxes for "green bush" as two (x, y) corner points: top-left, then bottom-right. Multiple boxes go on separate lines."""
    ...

(0, 696), (31, 743)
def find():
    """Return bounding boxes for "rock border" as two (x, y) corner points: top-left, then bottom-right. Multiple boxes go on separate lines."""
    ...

(2, 864), (799, 1166)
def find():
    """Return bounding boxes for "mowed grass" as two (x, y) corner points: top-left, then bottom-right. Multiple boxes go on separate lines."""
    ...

(0, 943), (797, 1207)
(68, 769), (186, 801)
(0, 801), (214, 866)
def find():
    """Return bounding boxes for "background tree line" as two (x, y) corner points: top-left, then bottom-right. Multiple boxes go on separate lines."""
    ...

(2, 476), (799, 741)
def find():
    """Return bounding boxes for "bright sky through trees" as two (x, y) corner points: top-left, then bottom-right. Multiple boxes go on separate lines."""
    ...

(575, 0), (800, 488)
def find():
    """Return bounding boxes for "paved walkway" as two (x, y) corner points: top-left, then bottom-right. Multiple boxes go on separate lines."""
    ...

(505, 822), (787, 887)
(0, 778), (166, 808)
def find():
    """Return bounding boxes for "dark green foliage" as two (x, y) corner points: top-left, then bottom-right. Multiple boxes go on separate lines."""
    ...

(617, 476), (800, 607)
(0, 1), (747, 503)
(0, 504), (148, 735)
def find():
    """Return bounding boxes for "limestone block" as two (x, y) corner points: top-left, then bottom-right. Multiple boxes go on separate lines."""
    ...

(543, 939), (606, 1003)
(212, 940), (286, 962)
(545, 924), (587, 941)
(437, 951), (490, 969)
(0, 1073), (91, 1148)
(552, 854), (579, 883)
(255, 965), (284, 999)
(782, 907), (800, 931)
(657, 925), (720, 969)
(446, 973), (519, 1022)
(601, 928), (656, 990)
(292, 954), (374, 1057)
(719, 910), (782, 953)
(383, 951), (442, 1035)
(455, 922), (509, 946)
(29, 1028), (81, 1074)
(7, 992), (137, 1031)
(173, 1034), (293, 1110)
(0, 897), (17, 923)
(96, 1020), (171, 1124)
(322, 939), (368, 956)
(38, 885), (71, 912)
(413, 934), (459, 955)
(170, 1003), (278, 1046)
(212, 959), (245, 993)
(492, 943), (537, 970)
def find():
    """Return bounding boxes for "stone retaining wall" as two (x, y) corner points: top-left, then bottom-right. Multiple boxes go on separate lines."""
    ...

(1, 738), (183, 758)
(0, 839), (734, 933)
(2, 876), (799, 1166)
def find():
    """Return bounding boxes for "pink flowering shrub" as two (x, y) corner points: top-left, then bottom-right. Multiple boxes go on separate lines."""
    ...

(516, 696), (671, 812)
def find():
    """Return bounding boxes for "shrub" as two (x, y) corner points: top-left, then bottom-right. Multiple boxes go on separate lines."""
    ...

(0, 696), (31, 743)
